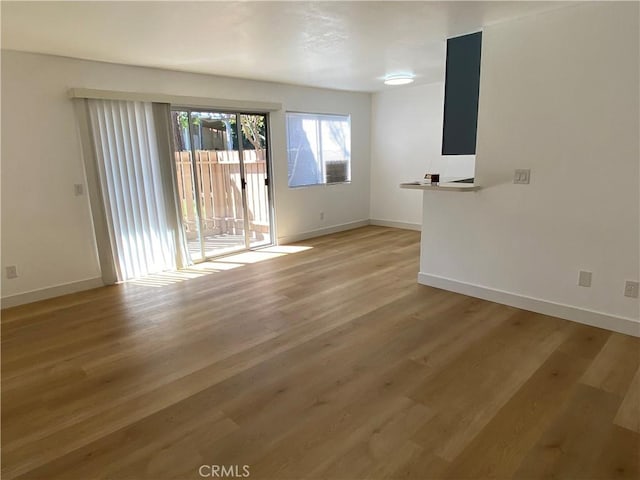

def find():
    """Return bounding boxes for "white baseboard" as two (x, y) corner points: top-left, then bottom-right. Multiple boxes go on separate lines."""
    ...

(418, 272), (640, 338)
(1, 277), (104, 309)
(369, 219), (422, 231)
(278, 220), (370, 244)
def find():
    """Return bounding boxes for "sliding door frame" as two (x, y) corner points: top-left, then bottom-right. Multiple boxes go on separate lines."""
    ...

(171, 106), (275, 262)
(263, 114), (276, 249)
(184, 110), (207, 259)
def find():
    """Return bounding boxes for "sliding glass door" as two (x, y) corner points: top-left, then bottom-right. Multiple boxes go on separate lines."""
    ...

(239, 114), (272, 249)
(171, 109), (273, 261)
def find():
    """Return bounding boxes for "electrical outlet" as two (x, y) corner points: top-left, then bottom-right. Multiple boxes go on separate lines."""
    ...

(6, 265), (18, 279)
(514, 169), (531, 184)
(74, 184), (84, 196)
(320, 212), (325, 221)
(578, 271), (592, 287)
(624, 280), (639, 298)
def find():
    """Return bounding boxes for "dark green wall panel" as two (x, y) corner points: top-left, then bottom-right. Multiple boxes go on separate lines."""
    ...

(442, 31), (482, 155)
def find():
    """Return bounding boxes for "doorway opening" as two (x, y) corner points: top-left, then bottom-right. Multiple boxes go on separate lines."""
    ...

(171, 109), (274, 262)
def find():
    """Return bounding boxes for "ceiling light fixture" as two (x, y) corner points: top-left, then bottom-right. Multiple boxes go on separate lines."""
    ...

(384, 74), (415, 86)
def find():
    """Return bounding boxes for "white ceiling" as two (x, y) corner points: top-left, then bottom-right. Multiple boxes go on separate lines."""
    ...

(1, 1), (571, 92)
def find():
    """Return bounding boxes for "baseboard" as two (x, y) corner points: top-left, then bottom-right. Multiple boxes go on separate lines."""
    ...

(277, 220), (370, 244)
(369, 219), (422, 231)
(418, 272), (640, 337)
(1, 277), (104, 309)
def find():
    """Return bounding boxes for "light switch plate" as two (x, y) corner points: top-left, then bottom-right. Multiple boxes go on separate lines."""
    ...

(74, 184), (84, 196)
(514, 169), (531, 184)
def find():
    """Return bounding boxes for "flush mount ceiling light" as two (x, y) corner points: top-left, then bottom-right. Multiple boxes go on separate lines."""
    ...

(383, 74), (415, 86)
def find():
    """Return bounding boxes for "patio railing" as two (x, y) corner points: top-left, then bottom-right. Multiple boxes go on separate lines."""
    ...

(174, 149), (269, 240)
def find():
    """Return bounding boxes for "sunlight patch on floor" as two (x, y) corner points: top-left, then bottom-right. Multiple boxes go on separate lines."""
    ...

(127, 244), (313, 287)
(215, 251), (285, 264)
(191, 261), (243, 271)
(128, 269), (218, 287)
(259, 245), (313, 254)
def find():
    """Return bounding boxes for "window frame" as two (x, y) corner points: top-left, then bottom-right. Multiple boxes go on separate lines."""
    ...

(285, 111), (352, 189)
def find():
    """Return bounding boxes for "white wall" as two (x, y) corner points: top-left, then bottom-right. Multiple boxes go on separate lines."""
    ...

(370, 82), (475, 227)
(1, 51), (371, 301)
(420, 2), (639, 323)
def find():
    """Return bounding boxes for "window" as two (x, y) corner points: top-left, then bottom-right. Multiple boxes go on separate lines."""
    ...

(286, 112), (351, 187)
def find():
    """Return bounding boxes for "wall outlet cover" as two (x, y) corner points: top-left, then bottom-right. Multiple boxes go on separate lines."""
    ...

(578, 270), (592, 287)
(6, 265), (18, 279)
(624, 280), (639, 298)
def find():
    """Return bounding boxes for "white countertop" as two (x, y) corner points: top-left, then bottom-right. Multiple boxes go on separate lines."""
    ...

(400, 179), (481, 192)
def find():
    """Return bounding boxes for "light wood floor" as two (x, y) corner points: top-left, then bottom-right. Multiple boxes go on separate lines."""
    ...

(2, 226), (639, 479)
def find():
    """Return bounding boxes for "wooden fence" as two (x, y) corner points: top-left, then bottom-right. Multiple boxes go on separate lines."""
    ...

(174, 150), (269, 240)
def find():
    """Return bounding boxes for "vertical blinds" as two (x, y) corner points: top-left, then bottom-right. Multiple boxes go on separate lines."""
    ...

(87, 99), (187, 280)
